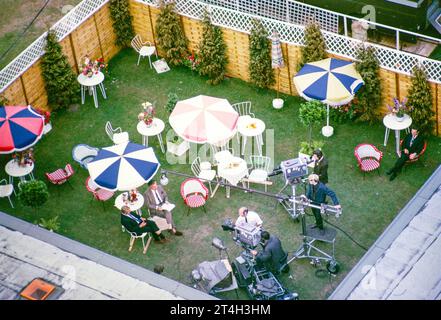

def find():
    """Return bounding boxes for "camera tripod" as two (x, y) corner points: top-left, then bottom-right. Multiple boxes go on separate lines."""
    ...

(284, 196), (341, 274)
(276, 177), (307, 220)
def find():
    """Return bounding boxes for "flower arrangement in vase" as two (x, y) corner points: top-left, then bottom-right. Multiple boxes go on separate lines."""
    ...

(81, 55), (106, 78)
(12, 148), (34, 167)
(138, 101), (155, 127)
(387, 97), (412, 122)
(129, 189), (138, 202)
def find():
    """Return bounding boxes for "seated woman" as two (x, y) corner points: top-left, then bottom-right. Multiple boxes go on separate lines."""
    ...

(120, 206), (168, 244)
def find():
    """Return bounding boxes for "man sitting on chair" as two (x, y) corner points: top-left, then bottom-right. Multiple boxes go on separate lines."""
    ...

(144, 180), (183, 236)
(235, 207), (263, 229)
(387, 127), (424, 181)
(120, 206), (168, 244)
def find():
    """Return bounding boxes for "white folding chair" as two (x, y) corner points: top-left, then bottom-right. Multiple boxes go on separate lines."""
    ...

(121, 225), (152, 254)
(191, 157), (217, 194)
(246, 155), (272, 192)
(232, 101), (254, 118)
(105, 121), (129, 144)
(131, 35), (158, 68)
(232, 101), (254, 144)
(0, 179), (14, 208)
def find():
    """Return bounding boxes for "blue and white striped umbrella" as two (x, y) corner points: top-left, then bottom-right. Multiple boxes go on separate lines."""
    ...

(87, 142), (160, 191)
(293, 58), (364, 129)
(294, 58), (364, 106)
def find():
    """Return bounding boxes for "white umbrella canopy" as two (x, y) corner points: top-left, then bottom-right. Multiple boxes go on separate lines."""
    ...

(169, 95), (239, 144)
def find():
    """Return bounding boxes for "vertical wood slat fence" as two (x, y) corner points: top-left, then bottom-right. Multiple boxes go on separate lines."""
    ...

(0, 0), (440, 135)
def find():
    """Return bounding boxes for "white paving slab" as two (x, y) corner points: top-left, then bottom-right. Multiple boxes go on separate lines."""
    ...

(0, 226), (182, 300)
(330, 170), (441, 300)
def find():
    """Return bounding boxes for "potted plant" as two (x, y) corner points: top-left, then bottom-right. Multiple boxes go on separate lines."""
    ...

(298, 100), (326, 158)
(18, 180), (49, 213)
(387, 97), (412, 122)
(299, 140), (324, 166)
(35, 216), (60, 232)
(166, 133), (189, 156)
(164, 93), (190, 156)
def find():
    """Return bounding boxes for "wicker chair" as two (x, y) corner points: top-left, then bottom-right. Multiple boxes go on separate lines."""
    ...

(180, 178), (209, 215)
(45, 164), (75, 187)
(354, 144), (383, 178)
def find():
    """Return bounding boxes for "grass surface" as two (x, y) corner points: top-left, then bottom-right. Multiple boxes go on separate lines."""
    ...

(1, 48), (441, 300)
(0, 0), (82, 69)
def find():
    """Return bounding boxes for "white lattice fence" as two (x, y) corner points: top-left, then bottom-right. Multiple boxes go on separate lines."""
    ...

(141, 0), (441, 84)
(0, 0), (109, 93)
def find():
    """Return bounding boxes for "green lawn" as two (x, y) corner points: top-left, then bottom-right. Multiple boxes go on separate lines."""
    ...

(1, 48), (440, 300)
(0, 0), (82, 69)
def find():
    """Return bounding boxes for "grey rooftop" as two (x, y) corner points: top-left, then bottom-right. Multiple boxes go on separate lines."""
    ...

(0, 211), (215, 300)
(330, 165), (441, 300)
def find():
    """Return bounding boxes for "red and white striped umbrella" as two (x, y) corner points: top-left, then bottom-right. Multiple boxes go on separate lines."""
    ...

(169, 95), (239, 144)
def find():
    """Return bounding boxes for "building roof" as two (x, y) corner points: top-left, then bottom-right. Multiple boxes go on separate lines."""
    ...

(330, 165), (441, 300)
(0, 212), (214, 300)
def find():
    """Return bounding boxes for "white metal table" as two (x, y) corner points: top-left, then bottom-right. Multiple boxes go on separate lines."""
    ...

(215, 156), (248, 198)
(114, 192), (144, 215)
(77, 72), (107, 108)
(5, 159), (35, 185)
(136, 118), (165, 153)
(383, 113), (412, 156)
(237, 117), (265, 156)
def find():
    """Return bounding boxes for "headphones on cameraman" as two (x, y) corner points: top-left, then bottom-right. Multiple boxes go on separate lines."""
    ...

(243, 208), (248, 215)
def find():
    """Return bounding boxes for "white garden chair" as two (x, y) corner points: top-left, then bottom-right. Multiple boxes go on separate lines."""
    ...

(105, 121), (129, 145)
(232, 101), (255, 143)
(0, 179), (14, 208)
(245, 155), (272, 192)
(191, 156), (217, 194)
(131, 35), (158, 68)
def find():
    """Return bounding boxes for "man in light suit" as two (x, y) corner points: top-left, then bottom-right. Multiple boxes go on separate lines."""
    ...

(144, 180), (183, 236)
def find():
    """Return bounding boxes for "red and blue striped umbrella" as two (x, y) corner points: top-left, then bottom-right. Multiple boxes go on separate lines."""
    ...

(0, 105), (45, 154)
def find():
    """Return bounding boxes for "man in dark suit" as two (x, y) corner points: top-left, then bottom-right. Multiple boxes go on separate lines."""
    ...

(251, 231), (289, 275)
(387, 128), (424, 181)
(120, 206), (168, 244)
(306, 174), (341, 230)
(144, 180), (183, 236)
(311, 149), (329, 184)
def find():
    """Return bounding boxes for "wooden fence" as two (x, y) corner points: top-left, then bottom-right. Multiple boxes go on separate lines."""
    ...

(1, 0), (440, 135)
(1, 2), (118, 112)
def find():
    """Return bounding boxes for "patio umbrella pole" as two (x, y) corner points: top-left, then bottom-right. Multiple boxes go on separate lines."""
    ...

(327, 104), (330, 127)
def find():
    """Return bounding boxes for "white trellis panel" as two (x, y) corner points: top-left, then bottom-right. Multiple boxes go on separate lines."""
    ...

(141, 0), (441, 84)
(0, 0), (110, 93)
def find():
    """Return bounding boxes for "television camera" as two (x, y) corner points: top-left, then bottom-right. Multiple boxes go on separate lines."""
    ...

(269, 157), (310, 220)
(221, 219), (298, 300)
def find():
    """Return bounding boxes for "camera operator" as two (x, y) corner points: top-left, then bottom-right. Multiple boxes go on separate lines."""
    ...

(306, 174), (341, 231)
(250, 231), (289, 275)
(236, 207), (263, 229)
(311, 149), (328, 184)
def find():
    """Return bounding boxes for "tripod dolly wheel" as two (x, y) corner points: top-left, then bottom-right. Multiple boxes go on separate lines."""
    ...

(326, 260), (340, 275)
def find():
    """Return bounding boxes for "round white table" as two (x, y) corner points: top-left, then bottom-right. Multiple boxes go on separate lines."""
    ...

(77, 72), (107, 108)
(114, 191), (144, 215)
(383, 113), (412, 156)
(136, 118), (165, 153)
(237, 117), (265, 156)
(217, 157), (248, 198)
(5, 159), (35, 185)
(214, 150), (234, 165)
